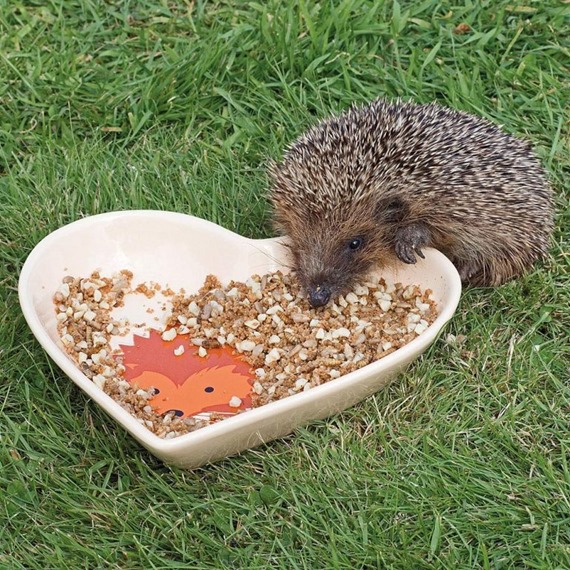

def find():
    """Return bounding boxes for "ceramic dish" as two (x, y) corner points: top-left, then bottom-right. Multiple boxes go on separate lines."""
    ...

(19, 210), (461, 468)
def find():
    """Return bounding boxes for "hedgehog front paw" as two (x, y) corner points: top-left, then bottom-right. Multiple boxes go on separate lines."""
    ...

(394, 224), (430, 265)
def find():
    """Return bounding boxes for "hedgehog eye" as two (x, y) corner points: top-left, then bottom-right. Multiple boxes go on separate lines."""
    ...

(348, 237), (364, 251)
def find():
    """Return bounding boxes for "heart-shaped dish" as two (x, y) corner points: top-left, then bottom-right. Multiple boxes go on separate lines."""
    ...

(19, 211), (461, 468)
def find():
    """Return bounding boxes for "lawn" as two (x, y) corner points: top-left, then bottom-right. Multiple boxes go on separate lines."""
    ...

(0, 1), (569, 568)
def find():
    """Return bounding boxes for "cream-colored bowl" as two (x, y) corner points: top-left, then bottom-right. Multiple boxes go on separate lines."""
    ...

(19, 210), (461, 468)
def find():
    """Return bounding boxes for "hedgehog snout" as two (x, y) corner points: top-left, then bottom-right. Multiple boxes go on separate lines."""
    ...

(297, 256), (355, 307)
(296, 257), (336, 307)
(307, 285), (332, 308)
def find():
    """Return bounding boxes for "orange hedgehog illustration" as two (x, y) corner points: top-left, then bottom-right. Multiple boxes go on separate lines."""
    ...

(118, 330), (254, 418)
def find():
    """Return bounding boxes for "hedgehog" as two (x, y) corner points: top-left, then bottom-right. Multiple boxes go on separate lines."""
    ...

(268, 99), (554, 307)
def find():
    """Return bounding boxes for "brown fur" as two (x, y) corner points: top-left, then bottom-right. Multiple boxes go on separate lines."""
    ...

(269, 99), (554, 302)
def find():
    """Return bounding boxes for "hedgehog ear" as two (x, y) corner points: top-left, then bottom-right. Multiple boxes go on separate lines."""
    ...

(376, 197), (408, 223)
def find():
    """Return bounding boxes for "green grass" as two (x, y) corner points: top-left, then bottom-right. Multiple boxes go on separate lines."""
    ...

(1, 0), (569, 568)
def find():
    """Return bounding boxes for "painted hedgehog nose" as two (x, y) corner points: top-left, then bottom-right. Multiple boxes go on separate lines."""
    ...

(308, 285), (331, 307)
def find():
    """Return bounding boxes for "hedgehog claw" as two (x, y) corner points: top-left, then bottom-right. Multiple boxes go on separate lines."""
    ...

(395, 242), (417, 264)
(395, 224), (430, 265)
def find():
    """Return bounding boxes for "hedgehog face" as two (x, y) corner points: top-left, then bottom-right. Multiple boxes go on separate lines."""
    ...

(282, 215), (389, 307)
(270, 186), (401, 306)
(297, 235), (370, 307)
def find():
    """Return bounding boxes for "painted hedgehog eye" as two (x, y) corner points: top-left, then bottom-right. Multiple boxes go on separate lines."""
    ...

(348, 237), (364, 251)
